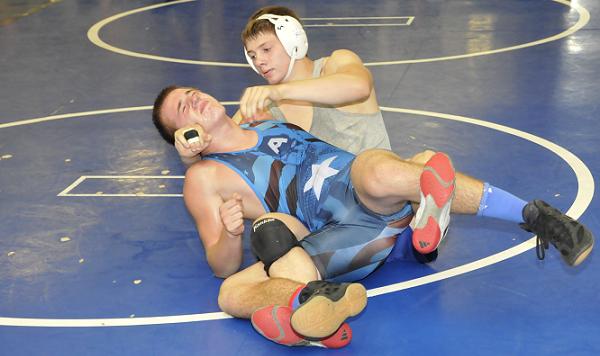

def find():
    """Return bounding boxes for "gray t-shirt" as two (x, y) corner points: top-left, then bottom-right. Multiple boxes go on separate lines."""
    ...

(268, 57), (391, 154)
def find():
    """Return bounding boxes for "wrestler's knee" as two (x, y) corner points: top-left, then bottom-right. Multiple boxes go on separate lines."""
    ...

(217, 262), (268, 316)
(251, 217), (301, 274)
(252, 213), (308, 240)
(269, 246), (320, 283)
(409, 150), (437, 165)
(352, 149), (402, 199)
(217, 277), (236, 314)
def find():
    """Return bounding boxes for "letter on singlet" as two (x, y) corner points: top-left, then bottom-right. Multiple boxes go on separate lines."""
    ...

(268, 137), (288, 154)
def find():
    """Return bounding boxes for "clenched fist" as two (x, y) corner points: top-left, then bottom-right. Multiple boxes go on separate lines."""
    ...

(239, 85), (282, 122)
(219, 193), (244, 237)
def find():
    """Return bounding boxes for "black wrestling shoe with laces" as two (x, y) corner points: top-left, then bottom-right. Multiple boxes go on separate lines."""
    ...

(290, 281), (367, 339)
(520, 200), (594, 266)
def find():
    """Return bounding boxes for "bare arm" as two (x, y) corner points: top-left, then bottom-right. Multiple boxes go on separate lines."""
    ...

(231, 110), (243, 124)
(240, 49), (374, 119)
(183, 162), (245, 278)
(232, 108), (275, 124)
(278, 49), (373, 104)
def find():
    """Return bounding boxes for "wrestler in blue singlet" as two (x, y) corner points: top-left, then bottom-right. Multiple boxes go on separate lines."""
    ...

(203, 121), (414, 282)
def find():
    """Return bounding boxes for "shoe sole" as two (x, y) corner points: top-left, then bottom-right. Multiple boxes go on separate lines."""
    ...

(571, 240), (594, 266)
(251, 306), (307, 346)
(290, 283), (367, 339)
(413, 152), (456, 254)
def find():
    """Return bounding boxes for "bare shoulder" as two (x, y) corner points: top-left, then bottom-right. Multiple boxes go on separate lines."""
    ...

(329, 48), (362, 60)
(186, 159), (220, 176)
(184, 159), (247, 193)
(328, 49), (364, 64)
(183, 160), (232, 214)
(184, 160), (224, 190)
(323, 49), (366, 73)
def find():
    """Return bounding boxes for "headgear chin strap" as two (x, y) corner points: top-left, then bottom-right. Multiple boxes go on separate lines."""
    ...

(244, 14), (308, 81)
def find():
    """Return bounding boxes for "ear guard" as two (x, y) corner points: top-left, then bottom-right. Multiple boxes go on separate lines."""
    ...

(244, 14), (308, 81)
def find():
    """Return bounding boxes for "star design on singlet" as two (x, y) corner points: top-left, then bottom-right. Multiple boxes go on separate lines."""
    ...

(303, 156), (339, 200)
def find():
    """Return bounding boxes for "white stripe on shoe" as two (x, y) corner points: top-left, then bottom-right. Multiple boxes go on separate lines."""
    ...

(412, 153), (456, 254)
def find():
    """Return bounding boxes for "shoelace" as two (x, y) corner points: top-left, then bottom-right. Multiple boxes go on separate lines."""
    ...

(534, 206), (574, 260)
(536, 235), (550, 260)
(520, 222), (549, 260)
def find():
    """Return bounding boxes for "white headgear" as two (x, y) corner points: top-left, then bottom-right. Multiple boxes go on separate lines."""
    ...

(244, 14), (308, 81)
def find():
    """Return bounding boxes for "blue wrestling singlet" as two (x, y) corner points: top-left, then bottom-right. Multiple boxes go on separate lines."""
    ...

(203, 121), (414, 282)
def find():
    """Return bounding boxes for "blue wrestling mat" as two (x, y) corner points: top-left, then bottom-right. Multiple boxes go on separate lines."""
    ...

(0, 0), (598, 354)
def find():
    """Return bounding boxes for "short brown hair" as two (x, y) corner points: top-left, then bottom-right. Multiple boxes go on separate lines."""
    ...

(241, 6), (301, 45)
(152, 85), (180, 145)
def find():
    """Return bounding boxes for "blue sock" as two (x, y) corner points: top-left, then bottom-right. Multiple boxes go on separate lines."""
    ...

(476, 183), (528, 223)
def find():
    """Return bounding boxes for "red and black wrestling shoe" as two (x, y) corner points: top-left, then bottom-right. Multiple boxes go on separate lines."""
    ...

(251, 305), (352, 348)
(413, 152), (456, 254)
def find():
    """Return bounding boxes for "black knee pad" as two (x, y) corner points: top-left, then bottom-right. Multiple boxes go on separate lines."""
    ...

(250, 217), (300, 274)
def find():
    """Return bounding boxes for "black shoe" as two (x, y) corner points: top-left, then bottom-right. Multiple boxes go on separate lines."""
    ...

(290, 281), (366, 339)
(520, 200), (594, 266)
